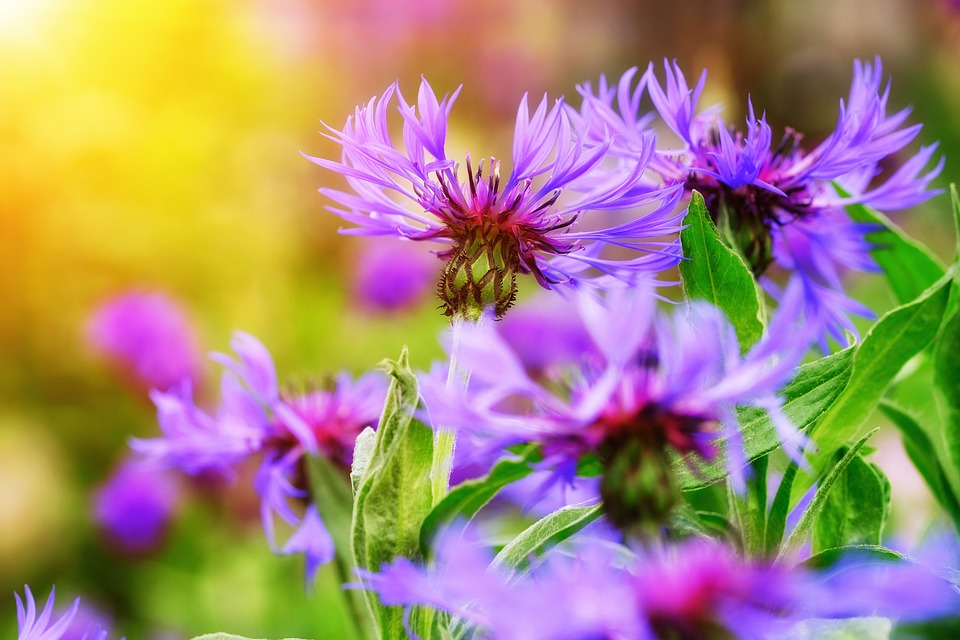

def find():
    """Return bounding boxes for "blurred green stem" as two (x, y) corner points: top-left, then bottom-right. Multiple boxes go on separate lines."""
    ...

(431, 316), (474, 505)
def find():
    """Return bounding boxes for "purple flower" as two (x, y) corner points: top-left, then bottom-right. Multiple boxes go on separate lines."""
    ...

(421, 281), (815, 527)
(15, 587), (113, 640)
(132, 331), (387, 581)
(93, 458), (180, 557)
(305, 78), (684, 319)
(87, 291), (202, 391)
(356, 532), (959, 639)
(493, 293), (596, 374)
(578, 58), (943, 346)
(351, 237), (438, 312)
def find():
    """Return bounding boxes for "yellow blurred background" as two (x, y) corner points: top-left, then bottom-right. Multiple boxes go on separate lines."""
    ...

(2, 0), (960, 636)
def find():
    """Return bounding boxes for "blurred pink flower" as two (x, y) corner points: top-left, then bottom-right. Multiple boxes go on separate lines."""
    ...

(351, 239), (439, 313)
(87, 291), (202, 391)
(93, 459), (180, 557)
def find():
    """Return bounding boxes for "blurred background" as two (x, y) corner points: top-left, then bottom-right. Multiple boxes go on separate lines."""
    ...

(2, 0), (960, 637)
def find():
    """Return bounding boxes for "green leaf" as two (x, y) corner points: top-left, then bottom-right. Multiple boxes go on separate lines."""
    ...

(489, 503), (603, 575)
(765, 457), (801, 556)
(812, 452), (890, 553)
(728, 456), (767, 557)
(879, 400), (960, 528)
(933, 306), (960, 503)
(674, 348), (854, 489)
(680, 190), (765, 351)
(808, 269), (954, 471)
(839, 184), (946, 305)
(777, 429), (878, 562)
(304, 454), (355, 563)
(801, 544), (911, 570)
(420, 448), (537, 556)
(352, 347), (435, 639)
(777, 617), (891, 640)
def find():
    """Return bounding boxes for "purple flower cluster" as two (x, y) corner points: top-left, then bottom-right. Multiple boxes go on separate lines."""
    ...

(357, 529), (959, 640)
(420, 280), (815, 524)
(15, 587), (113, 640)
(132, 331), (386, 581)
(306, 78), (684, 318)
(578, 58), (942, 344)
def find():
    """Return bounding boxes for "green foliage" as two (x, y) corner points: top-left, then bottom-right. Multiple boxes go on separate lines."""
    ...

(839, 184), (946, 304)
(778, 429), (878, 562)
(880, 400), (960, 530)
(674, 348), (854, 490)
(680, 190), (765, 351)
(765, 457), (801, 556)
(808, 269), (954, 471)
(812, 453), (890, 553)
(933, 305), (960, 508)
(351, 348), (435, 639)
(489, 504), (603, 576)
(420, 447), (538, 555)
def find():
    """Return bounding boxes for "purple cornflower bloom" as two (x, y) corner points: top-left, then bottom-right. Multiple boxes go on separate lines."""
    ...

(421, 281), (815, 527)
(87, 291), (202, 391)
(493, 293), (596, 374)
(15, 587), (113, 640)
(578, 58), (943, 346)
(93, 458), (180, 556)
(132, 331), (386, 582)
(351, 237), (438, 312)
(356, 531), (959, 639)
(305, 78), (684, 319)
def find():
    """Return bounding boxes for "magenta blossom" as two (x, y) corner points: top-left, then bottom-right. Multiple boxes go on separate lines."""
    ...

(420, 281), (816, 526)
(357, 531), (959, 639)
(305, 78), (684, 319)
(87, 291), (202, 391)
(578, 58), (942, 347)
(93, 458), (180, 557)
(132, 331), (386, 582)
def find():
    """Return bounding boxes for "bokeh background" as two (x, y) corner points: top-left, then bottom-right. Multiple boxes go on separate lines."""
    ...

(2, 0), (960, 637)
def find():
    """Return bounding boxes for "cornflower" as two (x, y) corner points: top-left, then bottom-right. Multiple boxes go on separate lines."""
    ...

(305, 78), (684, 320)
(420, 282), (814, 530)
(14, 587), (113, 640)
(578, 58), (942, 346)
(132, 332), (386, 582)
(356, 531), (959, 639)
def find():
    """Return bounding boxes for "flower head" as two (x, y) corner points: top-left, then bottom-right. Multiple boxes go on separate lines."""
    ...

(132, 331), (386, 581)
(305, 78), (684, 320)
(93, 458), (180, 556)
(87, 291), (203, 391)
(579, 58), (943, 345)
(15, 587), (113, 640)
(357, 532), (960, 640)
(351, 237), (438, 312)
(421, 281), (814, 528)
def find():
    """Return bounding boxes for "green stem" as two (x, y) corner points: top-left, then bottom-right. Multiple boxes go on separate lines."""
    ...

(431, 315), (475, 505)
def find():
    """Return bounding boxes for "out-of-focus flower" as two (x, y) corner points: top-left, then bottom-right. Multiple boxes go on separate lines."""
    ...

(93, 458), (180, 557)
(351, 238), (438, 313)
(306, 78), (684, 320)
(132, 332), (386, 582)
(578, 58), (942, 347)
(87, 291), (203, 391)
(421, 281), (815, 529)
(493, 293), (596, 374)
(357, 532), (960, 640)
(15, 587), (113, 640)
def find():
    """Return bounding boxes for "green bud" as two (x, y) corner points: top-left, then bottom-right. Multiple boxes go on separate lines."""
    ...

(439, 222), (519, 320)
(599, 433), (681, 534)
